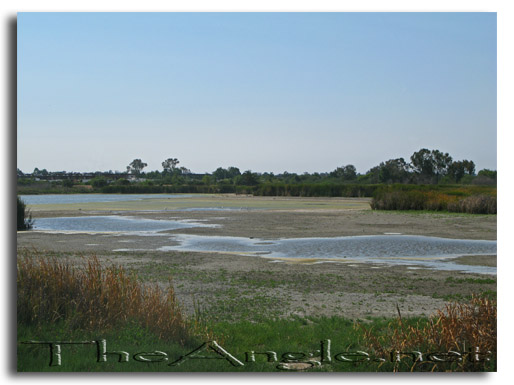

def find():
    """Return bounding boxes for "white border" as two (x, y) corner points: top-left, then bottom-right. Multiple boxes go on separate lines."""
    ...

(3, 1), (511, 384)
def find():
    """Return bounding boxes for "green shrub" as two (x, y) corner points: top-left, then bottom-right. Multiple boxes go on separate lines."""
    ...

(17, 196), (33, 231)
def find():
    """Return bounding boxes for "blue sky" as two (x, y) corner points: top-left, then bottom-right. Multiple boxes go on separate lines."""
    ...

(17, 12), (497, 174)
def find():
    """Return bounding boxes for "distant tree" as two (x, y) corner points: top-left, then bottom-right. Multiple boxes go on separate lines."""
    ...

(117, 178), (130, 186)
(90, 176), (108, 188)
(227, 167), (241, 178)
(162, 158), (180, 173)
(17, 168), (24, 177)
(32, 167), (48, 177)
(410, 148), (435, 178)
(330, 165), (357, 181)
(261, 172), (275, 183)
(213, 167), (229, 181)
(431, 150), (453, 182)
(202, 175), (213, 185)
(448, 160), (476, 183)
(127, 159), (147, 175)
(410, 149), (452, 183)
(238, 170), (259, 186)
(473, 169), (497, 185)
(367, 158), (411, 184)
(478, 169), (496, 179)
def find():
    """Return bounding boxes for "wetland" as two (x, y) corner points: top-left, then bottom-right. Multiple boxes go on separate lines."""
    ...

(17, 193), (497, 322)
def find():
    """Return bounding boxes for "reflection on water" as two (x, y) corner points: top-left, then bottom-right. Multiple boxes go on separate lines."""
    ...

(20, 194), (192, 205)
(32, 215), (217, 233)
(159, 234), (497, 274)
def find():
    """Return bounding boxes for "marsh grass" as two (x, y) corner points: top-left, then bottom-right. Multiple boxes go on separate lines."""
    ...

(16, 254), (207, 345)
(360, 295), (496, 371)
(370, 186), (496, 214)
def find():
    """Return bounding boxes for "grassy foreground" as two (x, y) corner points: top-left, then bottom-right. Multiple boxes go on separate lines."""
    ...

(17, 255), (496, 372)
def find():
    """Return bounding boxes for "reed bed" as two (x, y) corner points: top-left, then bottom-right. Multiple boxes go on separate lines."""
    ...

(370, 186), (496, 214)
(17, 254), (202, 345)
(360, 295), (496, 371)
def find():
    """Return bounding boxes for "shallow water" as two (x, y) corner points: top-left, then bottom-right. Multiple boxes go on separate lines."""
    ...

(29, 214), (497, 274)
(32, 215), (216, 233)
(159, 234), (497, 274)
(20, 194), (192, 205)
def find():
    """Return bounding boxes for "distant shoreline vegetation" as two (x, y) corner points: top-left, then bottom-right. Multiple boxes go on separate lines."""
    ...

(17, 148), (496, 214)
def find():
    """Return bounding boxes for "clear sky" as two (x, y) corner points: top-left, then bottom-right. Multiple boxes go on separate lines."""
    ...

(17, 12), (497, 174)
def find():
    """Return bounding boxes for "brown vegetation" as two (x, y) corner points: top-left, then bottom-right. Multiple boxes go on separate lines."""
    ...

(17, 254), (198, 344)
(370, 186), (496, 214)
(360, 295), (496, 371)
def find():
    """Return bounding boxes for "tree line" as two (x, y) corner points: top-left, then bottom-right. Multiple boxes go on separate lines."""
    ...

(120, 148), (495, 186)
(18, 148), (497, 191)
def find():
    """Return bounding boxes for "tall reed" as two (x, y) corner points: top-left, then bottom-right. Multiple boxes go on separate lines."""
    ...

(370, 186), (496, 214)
(17, 254), (194, 344)
(360, 295), (496, 371)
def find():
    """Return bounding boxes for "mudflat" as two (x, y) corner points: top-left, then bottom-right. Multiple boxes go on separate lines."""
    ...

(17, 194), (497, 322)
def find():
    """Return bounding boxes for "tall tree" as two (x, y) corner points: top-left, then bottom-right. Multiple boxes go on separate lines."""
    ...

(448, 160), (475, 182)
(367, 158), (411, 183)
(213, 167), (228, 181)
(431, 150), (453, 182)
(410, 148), (434, 177)
(127, 159), (147, 175)
(410, 148), (452, 183)
(162, 158), (180, 173)
(330, 164), (357, 181)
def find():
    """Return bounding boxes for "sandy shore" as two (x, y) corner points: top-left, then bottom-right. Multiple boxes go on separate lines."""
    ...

(17, 194), (497, 322)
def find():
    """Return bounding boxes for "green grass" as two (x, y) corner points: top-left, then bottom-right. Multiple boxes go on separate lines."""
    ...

(17, 316), (414, 372)
(18, 313), (496, 372)
(445, 277), (496, 285)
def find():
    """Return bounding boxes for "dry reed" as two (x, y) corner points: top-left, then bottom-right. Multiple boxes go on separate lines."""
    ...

(360, 295), (496, 371)
(17, 254), (200, 345)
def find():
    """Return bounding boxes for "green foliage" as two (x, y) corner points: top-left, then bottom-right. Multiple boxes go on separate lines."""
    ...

(253, 183), (380, 197)
(62, 179), (74, 188)
(237, 170), (259, 186)
(127, 159), (147, 175)
(90, 176), (108, 188)
(478, 169), (497, 179)
(366, 158), (411, 184)
(17, 196), (33, 231)
(410, 148), (452, 183)
(330, 165), (357, 181)
(162, 158), (179, 173)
